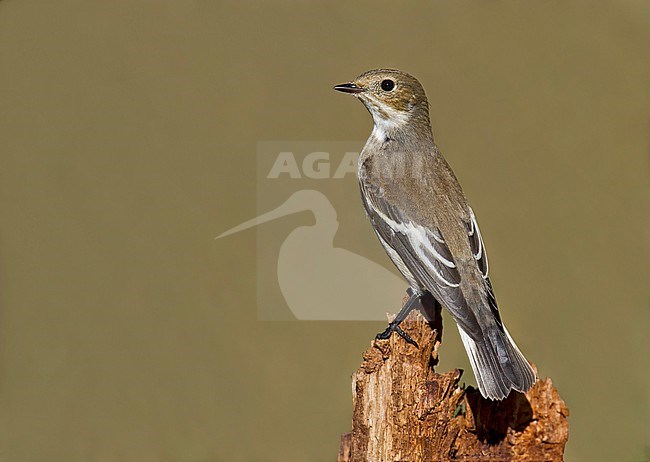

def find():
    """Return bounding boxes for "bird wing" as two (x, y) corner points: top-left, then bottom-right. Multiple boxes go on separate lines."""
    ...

(465, 209), (505, 330)
(359, 175), (485, 339)
(466, 207), (488, 279)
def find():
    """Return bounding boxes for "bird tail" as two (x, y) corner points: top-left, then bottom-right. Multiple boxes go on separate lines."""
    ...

(458, 324), (536, 400)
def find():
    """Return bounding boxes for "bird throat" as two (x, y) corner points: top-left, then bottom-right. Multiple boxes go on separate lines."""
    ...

(363, 99), (432, 146)
(369, 108), (410, 143)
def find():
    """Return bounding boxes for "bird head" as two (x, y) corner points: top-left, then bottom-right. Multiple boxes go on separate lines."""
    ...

(334, 69), (432, 141)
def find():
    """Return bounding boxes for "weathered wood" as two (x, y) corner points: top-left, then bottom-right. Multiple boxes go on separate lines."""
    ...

(339, 294), (568, 462)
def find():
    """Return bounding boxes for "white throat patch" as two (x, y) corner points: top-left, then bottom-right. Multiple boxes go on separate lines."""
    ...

(367, 101), (410, 142)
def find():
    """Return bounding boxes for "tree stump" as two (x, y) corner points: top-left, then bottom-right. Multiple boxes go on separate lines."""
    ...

(338, 294), (569, 462)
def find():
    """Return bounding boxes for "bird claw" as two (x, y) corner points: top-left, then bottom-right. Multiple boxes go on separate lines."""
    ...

(375, 323), (419, 348)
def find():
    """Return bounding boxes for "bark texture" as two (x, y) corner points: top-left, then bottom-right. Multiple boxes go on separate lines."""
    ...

(338, 295), (569, 462)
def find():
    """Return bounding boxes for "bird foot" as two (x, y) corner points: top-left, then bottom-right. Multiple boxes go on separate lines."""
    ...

(376, 322), (419, 348)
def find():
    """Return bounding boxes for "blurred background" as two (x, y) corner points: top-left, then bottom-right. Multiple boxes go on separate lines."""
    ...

(0, 1), (647, 461)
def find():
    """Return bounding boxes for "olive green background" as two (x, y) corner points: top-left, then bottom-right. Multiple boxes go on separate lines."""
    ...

(0, 1), (647, 461)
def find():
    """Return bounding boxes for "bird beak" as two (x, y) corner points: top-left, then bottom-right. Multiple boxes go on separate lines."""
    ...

(333, 82), (365, 94)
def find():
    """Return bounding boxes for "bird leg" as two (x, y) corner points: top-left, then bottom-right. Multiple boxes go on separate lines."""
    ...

(376, 288), (423, 348)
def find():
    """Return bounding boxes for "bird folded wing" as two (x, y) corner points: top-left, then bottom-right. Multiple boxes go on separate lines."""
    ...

(465, 207), (506, 330)
(360, 179), (483, 339)
(466, 207), (489, 279)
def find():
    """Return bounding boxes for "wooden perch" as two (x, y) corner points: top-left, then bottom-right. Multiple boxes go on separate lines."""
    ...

(338, 294), (569, 462)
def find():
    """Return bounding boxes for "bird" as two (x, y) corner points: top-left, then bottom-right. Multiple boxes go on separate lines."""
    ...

(334, 69), (536, 400)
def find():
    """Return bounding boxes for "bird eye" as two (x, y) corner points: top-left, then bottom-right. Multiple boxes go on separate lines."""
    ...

(381, 79), (395, 91)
